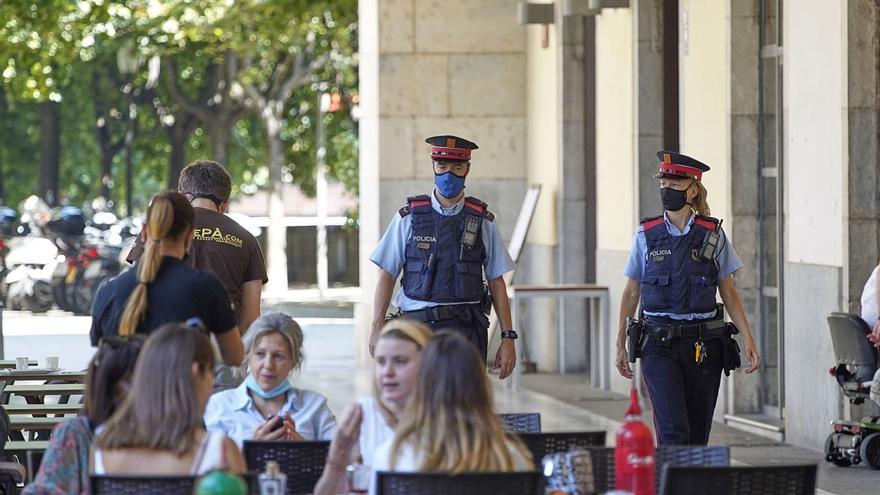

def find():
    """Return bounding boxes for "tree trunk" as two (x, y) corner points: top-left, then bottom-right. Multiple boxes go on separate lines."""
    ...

(263, 103), (288, 294)
(40, 101), (61, 206)
(99, 149), (114, 202)
(208, 120), (231, 167)
(124, 143), (134, 216)
(167, 125), (188, 188)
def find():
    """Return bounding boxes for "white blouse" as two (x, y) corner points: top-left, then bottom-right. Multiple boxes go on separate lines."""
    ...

(357, 397), (395, 469)
(204, 381), (337, 448)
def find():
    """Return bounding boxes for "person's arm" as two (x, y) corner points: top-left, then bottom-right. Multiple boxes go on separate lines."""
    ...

(215, 327), (244, 365)
(718, 275), (760, 373)
(222, 437), (247, 474)
(313, 404), (363, 495)
(369, 269), (396, 357)
(487, 276), (516, 380)
(616, 277), (641, 379)
(238, 280), (262, 334)
(873, 265), (880, 340)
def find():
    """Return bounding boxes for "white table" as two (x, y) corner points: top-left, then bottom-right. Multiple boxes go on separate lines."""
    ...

(507, 284), (610, 390)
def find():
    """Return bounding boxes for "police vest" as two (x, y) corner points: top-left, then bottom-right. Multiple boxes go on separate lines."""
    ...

(399, 195), (492, 303)
(640, 214), (720, 315)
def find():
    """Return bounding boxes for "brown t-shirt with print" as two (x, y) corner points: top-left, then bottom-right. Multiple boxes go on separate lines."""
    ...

(127, 208), (268, 318)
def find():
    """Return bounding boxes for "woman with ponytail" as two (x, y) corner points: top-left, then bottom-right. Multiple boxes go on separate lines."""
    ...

(615, 151), (759, 446)
(89, 191), (243, 365)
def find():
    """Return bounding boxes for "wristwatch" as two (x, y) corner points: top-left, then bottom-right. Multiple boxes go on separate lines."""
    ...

(500, 330), (518, 340)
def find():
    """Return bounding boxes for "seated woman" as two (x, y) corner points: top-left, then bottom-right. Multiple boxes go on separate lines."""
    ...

(89, 191), (242, 366)
(359, 318), (431, 467)
(204, 313), (336, 447)
(312, 318), (431, 494)
(23, 336), (144, 495)
(369, 331), (532, 492)
(91, 323), (245, 475)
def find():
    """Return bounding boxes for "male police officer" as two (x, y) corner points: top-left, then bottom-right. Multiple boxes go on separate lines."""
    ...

(369, 135), (518, 379)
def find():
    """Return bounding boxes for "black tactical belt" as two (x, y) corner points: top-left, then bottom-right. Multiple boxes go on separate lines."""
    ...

(403, 303), (481, 322)
(644, 318), (728, 340)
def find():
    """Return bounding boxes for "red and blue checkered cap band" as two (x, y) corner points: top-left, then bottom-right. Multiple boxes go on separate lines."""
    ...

(658, 163), (702, 180)
(431, 146), (471, 161)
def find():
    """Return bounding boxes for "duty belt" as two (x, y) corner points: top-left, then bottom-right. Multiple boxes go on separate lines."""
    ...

(403, 303), (480, 322)
(644, 318), (728, 341)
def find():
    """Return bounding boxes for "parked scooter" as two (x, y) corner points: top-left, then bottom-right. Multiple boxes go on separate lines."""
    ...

(4, 236), (59, 313)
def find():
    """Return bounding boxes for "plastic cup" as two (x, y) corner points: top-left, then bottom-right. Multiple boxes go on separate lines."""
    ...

(15, 357), (29, 370)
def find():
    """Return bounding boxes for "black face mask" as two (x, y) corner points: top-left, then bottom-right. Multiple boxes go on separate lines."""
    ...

(660, 186), (689, 212)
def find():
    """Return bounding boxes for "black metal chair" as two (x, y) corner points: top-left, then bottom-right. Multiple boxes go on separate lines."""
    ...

(90, 475), (195, 495)
(376, 470), (545, 495)
(583, 445), (730, 493)
(658, 464), (817, 495)
(498, 413), (541, 433)
(516, 431), (606, 465)
(243, 440), (329, 495)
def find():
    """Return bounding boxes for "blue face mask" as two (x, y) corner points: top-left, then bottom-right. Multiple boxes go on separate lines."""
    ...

(434, 171), (467, 198)
(244, 374), (293, 399)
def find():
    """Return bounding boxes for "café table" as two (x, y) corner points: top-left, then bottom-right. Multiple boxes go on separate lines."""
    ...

(0, 360), (37, 370)
(4, 440), (49, 481)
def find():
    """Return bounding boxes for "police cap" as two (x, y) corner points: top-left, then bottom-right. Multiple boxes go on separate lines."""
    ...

(426, 135), (478, 163)
(654, 151), (710, 181)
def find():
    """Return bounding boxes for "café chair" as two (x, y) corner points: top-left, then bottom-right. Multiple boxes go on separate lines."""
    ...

(497, 413), (541, 433)
(243, 440), (329, 495)
(658, 463), (818, 495)
(376, 470), (545, 495)
(90, 475), (195, 495)
(516, 431), (606, 465)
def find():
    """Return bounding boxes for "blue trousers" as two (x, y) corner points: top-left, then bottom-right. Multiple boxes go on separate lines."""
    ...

(641, 335), (724, 445)
(421, 306), (490, 362)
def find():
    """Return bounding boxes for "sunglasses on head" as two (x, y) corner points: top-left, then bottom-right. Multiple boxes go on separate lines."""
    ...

(94, 334), (146, 368)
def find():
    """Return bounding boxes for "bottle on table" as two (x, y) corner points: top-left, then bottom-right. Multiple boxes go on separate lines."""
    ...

(258, 460), (287, 495)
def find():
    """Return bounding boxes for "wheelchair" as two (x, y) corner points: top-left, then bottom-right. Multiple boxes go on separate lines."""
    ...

(825, 312), (880, 469)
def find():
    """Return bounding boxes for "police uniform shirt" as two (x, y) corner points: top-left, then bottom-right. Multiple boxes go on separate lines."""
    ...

(369, 191), (514, 311)
(623, 211), (743, 321)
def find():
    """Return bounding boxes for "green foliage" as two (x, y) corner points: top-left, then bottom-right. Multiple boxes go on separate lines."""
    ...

(0, 0), (359, 214)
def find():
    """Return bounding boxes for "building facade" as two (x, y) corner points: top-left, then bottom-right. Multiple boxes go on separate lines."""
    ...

(357, 0), (880, 452)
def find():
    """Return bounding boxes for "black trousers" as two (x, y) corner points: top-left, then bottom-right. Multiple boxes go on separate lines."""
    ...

(640, 335), (724, 445)
(417, 306), (490, 362)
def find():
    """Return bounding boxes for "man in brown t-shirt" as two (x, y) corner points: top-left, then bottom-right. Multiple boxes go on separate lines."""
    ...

(128, 160), (268, 333)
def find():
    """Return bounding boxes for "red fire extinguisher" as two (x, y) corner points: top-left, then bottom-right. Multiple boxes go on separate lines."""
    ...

(615, 386), (656, 495)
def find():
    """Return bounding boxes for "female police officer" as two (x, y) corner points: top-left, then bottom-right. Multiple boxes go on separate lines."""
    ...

(615, 151), (760, 446)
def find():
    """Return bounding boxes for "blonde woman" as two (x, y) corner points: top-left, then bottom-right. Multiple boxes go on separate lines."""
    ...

(313, 318), (432, 495)
(89, 191), (242, 366)
(91, 323), (246, 475)
(616, 151), (760, 445)
(370, 331), (532, 492)
(204, 313), (336, 447)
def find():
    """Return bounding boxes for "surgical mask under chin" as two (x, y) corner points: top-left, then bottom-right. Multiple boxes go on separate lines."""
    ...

(434, 171), (466, 198)
(660, 186), (689, 212)
(244, 374), (293, 399)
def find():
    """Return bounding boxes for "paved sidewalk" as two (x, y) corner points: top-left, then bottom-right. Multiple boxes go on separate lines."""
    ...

(519, 373), (879, 495)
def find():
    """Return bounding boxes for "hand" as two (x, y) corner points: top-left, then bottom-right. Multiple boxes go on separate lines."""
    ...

(869, 321), (880, 348)
(253, 416), (288, 441)
(494, 339), (516, 380)
(283, 413), (306, 441)
(327, 404), (363, 464)
(369, 322), (382, 358)
(616, 347), (633, 379)
(742, 336), (761, 374)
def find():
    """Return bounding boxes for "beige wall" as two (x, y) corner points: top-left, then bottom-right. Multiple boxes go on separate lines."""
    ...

(357, 0), (529, 361)
(784, 0), (847, 267)
(595, 8), (635, 252)
(679, 0), (731, 223)
(526, 22), (560, 246)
